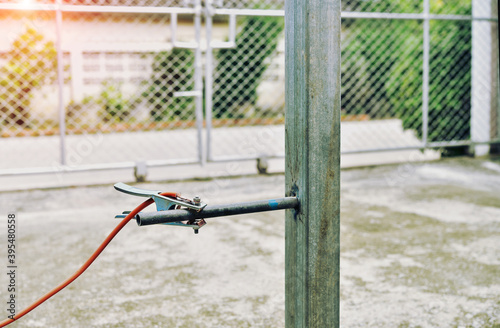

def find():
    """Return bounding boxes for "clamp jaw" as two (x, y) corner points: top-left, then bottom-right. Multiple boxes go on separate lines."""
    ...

(114, 182), (207, 233)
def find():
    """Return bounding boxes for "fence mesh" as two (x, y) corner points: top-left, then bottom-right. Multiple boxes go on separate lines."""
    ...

(0, 15), (58, 136)
(0, 9), (200, 168)
(0, 11), (62, 169)
(212, 15), (284, 124)
(0, 0), (498, 174)
(342, 0), (422, 13)
(429, 19), (472, 142)
(216, 0), (284, 10)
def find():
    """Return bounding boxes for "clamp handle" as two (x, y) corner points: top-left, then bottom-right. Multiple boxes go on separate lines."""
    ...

(114, 182), (171, 198)
(114, 182), (206, 212)
(114, 182), (207, 233)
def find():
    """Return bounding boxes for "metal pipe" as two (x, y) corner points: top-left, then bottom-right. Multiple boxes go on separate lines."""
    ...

(7, 138), (500, 177)
(194, 0), (204, 165)
(60, 5), (196, 14)
(0, 158), (199, 177)
(55, 0), (66, 165)
(205, 0), (214, 162)
(136, 196), (299, 226)
(0, 3), (497, 21)
(210, 8), (498, 22)
(422, 0), (430, 146)
(171, 12), (177, 45)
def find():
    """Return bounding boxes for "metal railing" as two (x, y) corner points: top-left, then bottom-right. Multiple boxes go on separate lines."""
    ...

(0, 0), (498, 178)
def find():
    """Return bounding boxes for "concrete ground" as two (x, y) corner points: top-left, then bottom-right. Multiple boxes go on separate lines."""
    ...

(0, 156), (499, 327)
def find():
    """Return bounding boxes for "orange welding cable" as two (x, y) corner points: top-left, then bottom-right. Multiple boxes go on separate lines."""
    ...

(0, 192), (177, 327)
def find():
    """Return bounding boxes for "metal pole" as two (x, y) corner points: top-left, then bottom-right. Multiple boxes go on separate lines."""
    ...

(136, 197), (299, 225)
(422, 0), (430, 146)
(285, 0), (341, 327)
(497, 1), (500, 149)
(471, 0), (494, 156)
(204, 0), (214, 162)
(193, 0), (204, 165)
(55, 0), (66, 165)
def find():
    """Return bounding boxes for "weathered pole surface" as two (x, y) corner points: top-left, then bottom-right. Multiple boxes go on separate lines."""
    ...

(285, 0), (341, 327)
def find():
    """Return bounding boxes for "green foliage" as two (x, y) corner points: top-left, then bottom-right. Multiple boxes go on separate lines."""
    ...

(342, 0), (422, 13)
(342, 18), (421, 118)
(429, 20), (471, 141)
(342, 0), (472, 142)
(387, 19), (471, 142)
(142, 49), (195, 122)
(97, 81), (133, 122)
(213, 16), (284, 119)
(383, 21), (424, 128)
(0, 25), (57, 127)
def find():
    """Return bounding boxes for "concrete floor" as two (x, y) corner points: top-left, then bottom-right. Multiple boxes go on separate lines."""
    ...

(0, 156), (499, 327)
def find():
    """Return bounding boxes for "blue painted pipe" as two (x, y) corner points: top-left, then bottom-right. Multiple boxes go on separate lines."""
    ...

(136, 197), (299, 226)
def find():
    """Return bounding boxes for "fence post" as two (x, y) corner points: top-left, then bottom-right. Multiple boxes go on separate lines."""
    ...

(193, 0), (204, 165)
(284, 0), (341, 327)
(422, 0), (430, 146)
(494, 0), (500, 153)
(471, 0), (495, 156)
(55, 0), (66, 165)
(204, 0), (214, 162)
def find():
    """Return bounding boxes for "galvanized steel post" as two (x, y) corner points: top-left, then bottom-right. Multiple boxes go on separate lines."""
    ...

(422, 0), (430, 147)
(194, 0), (204, 165)
(285, 0), (341, 327)
(55, 0), (66, 165)
(204, 0), (214, 162)
(471, 0), (496, 156)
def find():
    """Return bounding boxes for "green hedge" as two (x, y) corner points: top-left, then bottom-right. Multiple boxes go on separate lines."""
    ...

(342, 0), (472, 142)
(142, 49), (195, 122)
(213, 16), (284, 119)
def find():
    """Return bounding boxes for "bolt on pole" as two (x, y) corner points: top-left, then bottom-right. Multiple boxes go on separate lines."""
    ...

(284, 0), (341, 327)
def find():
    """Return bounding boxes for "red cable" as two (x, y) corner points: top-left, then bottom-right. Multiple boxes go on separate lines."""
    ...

(0, 192), (176, 327)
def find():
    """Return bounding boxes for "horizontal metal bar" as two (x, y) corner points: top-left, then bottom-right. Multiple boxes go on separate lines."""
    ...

(341, 145), (426, 154)
(0, 3), (56, 10)
(0, 3), (196, 13)
(427, 140), (491, 148)
(60, 5), (196, 14)
(1, 4), (494, 22)
(0, 162), (135, 176)
(426, 14), (496, 21)
(62, 42), (173, 52)
(173, 90), (203, 97)
(143, 158), (201, 168)
(1, 139), (499, 177)
(211, 8), (497, 22)
(136, 196), (299, 226)
(342, 12), (497, 21)
(213, 8), (284, 17)
(0, 158), (200, 177)
(208, 153), (285, 163)
(210, 41), (236, 48)
(341, 140), (500, 154)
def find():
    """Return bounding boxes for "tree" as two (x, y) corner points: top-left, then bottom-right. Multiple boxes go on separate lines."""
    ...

(0, 25), (57, 129)
(142, 49), (195, 122)
(212, 16), (284, 119)
(387, 1), (472, 142)
(341, 0), (472, 142)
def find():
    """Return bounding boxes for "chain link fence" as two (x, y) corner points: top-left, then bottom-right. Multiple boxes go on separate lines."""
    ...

(0, 0), (498, 176)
